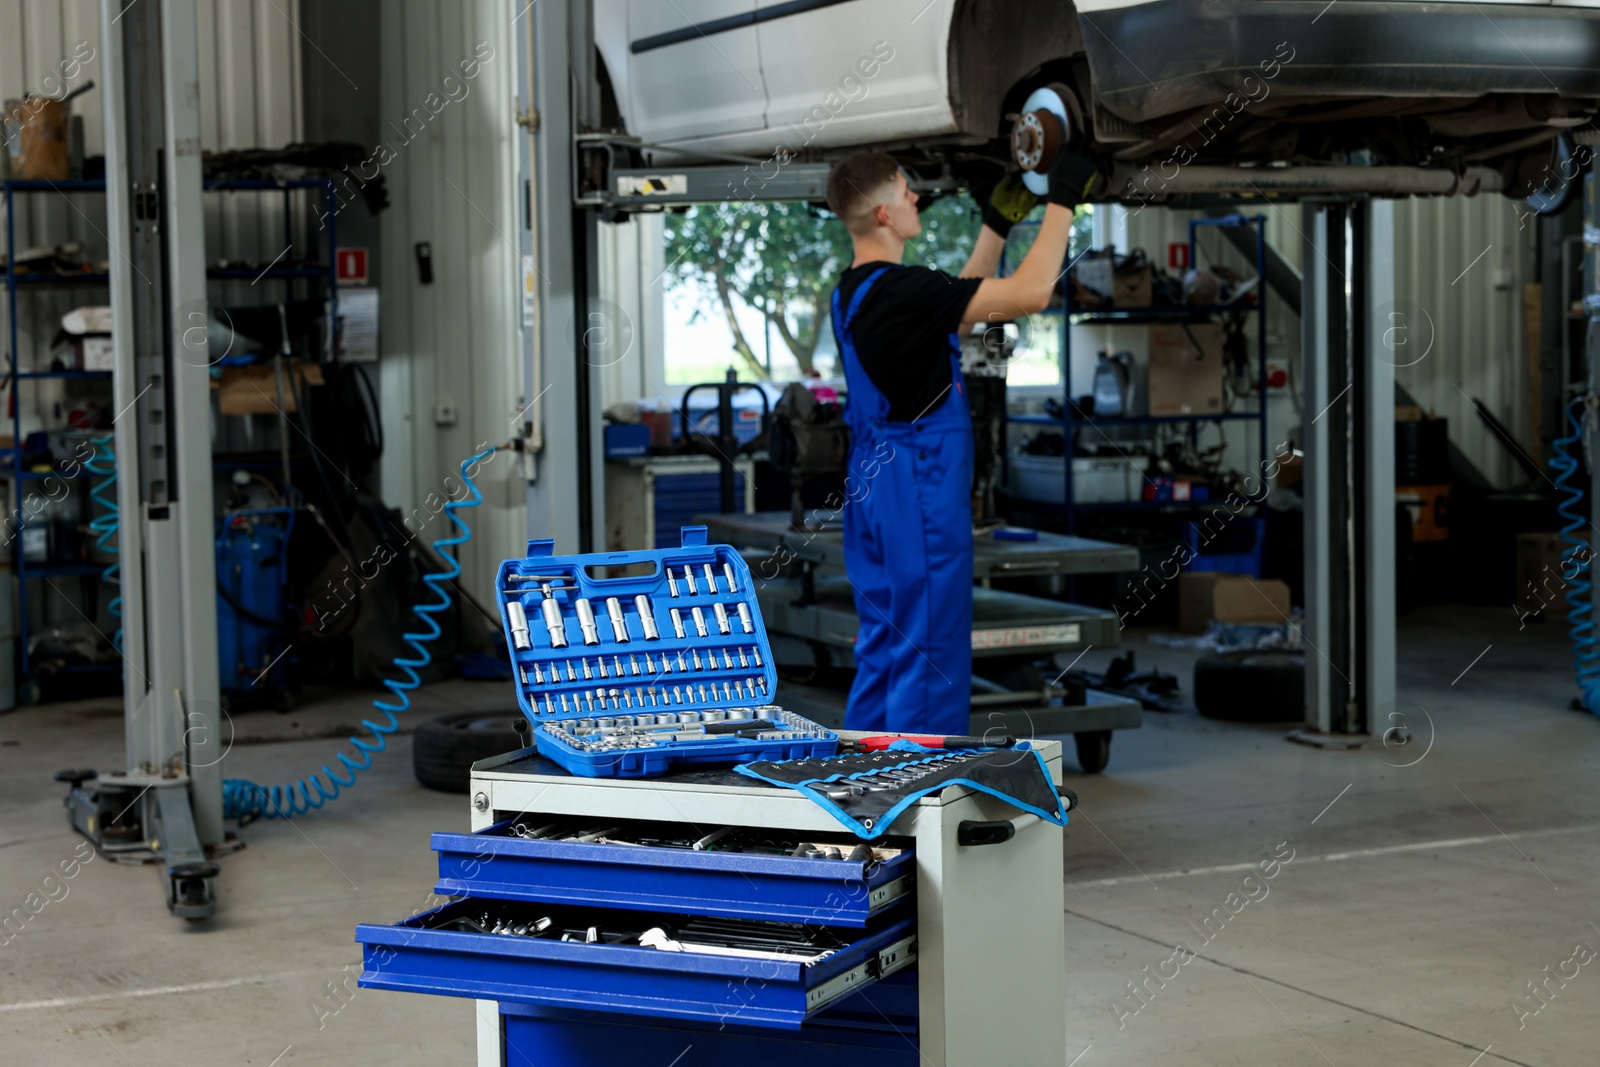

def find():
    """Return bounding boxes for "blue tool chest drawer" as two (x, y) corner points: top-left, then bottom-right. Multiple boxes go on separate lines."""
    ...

(355, 898), (917, 1029)
(498, 527), (837, 777)
(496, 970), (921, 1064)
(432, 816), (915, 926)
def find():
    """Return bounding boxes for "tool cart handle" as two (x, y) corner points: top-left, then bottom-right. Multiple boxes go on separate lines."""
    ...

(957, 785), (1076, 847)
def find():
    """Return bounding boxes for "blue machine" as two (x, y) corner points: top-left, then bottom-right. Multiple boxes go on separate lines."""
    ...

(498, 526), (837, 778)
(215, 507), (294, 700)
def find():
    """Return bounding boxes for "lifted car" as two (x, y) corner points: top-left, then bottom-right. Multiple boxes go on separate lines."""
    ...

(592, 0), (1600, 204)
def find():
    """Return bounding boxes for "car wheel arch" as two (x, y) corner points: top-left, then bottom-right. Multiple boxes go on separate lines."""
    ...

(947, 0), (1088, 141)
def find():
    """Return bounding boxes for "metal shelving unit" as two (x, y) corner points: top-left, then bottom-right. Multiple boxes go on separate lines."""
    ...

(1006, 213), (1270, 532)
(2, 177), (338, 695)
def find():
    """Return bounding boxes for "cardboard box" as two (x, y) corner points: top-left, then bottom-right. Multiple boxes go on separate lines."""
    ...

(1148, 323), (1224, 416)
(1114, 262), (1153, 308)
(1396, 484), (1450, 543)
(1072, 249), (1115, 306)
(1179, 571), (1291, 633)
(1516, 532), (1578, 616)
(74, 334), (114, 371)
(1071, 249), (1155, 308)
(214, 362), (324, 415)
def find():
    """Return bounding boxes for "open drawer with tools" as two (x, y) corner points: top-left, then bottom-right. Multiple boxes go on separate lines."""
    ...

(432, 815), (916, 926)
(355, 898), (917, 1029)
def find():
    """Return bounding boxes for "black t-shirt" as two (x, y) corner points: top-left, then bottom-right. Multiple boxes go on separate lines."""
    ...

(834, 262), (982, 423)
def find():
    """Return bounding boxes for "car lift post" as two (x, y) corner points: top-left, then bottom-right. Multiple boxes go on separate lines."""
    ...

(56, 0), (224, 920)
(1293, 200), (1396, 745)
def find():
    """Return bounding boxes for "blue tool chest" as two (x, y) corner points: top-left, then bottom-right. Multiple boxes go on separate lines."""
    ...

(355, 530), (922, 1058)
(497, 526), (837, 777)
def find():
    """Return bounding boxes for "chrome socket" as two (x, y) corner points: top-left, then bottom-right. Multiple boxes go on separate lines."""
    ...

(506, 600), (532, 650)
(712, 602), (731, 635)
(606, 597), (630, 643)
(669, 608), (686, 640)
(635, 595), (660, 640)
(690, 607), (708, 638)
(574, 598), (600, 645)
(736, 602), (754, 634)
(540, 592), (568, 648)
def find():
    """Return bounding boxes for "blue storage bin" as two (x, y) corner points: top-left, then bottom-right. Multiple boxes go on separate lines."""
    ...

(1185, 517), (1265, 578)
(498, 525), (837, 777)
(604, 422), (651, 458)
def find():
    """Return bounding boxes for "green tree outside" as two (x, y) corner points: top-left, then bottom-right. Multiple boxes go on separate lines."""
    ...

(663, 196), (1093, 380)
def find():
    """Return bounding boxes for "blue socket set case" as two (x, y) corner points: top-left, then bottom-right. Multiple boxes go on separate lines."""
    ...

(498, 527), (838, 777)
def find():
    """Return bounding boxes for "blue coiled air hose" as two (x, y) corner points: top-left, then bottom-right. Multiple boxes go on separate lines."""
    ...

(222, 446), (497, 820)
(85, 436), (122, 651)
(1549, 397), (1600, 716)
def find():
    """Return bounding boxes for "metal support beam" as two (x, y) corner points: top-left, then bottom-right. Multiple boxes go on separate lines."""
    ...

(524, 0), (602, 551)
(82, 0), (222, 919)
(1296, 200), (1395, 743)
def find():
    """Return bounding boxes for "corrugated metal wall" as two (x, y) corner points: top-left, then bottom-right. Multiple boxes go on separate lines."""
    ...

(597, 213), (667, 411)
(376, 0), (524, 608)
(1125, 195), (1537, 488)
(1391, 195), (1536, 488)
(1, 0), (302, 439)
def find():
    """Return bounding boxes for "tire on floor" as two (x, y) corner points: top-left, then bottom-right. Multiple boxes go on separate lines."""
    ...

(412, 711), (529, 793)
(1192, 650), (1305, 722)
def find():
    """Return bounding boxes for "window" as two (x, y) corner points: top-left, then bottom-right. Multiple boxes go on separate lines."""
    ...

(661, 196), (1090, 386)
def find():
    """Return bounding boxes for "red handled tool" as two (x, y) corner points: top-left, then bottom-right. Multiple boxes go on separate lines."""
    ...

(850, 734), (1015, 752)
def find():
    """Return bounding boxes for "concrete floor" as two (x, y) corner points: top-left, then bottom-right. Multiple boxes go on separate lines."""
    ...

(1, 605), (1596, 1065)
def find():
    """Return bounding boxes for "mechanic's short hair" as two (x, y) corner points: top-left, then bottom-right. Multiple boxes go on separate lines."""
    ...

(826, 151), (902, 233)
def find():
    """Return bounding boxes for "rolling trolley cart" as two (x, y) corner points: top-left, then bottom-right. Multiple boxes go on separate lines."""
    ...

(355, 531), (1069, 1065)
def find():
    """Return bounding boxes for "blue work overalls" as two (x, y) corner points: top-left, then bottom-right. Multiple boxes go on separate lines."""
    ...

(831, 266), (974, 734)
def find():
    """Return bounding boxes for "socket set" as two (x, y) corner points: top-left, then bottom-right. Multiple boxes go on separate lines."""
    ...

(497, 526), (837, 777)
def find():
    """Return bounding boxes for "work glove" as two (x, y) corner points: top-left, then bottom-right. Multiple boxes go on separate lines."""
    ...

(981, 173), (1039, 237)
(1047, 146), (1099, 209)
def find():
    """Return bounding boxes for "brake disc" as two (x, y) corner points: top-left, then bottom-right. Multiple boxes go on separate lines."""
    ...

(1010, 82), (1083, 196)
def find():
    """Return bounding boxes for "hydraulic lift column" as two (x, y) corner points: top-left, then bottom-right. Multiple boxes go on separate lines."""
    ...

(1295, 200), (1396, 743)
(57, 0), (224, 920)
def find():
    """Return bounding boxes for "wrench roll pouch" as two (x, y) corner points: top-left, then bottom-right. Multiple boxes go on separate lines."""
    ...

(734, 745), (1069, 839)
(498, 526), (837, 778)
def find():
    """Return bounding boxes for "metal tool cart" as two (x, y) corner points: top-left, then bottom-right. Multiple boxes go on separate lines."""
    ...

(700, 511), (1143, 771)
(357, 738), (1068, 1067)
(356, 530), (1070, 1063)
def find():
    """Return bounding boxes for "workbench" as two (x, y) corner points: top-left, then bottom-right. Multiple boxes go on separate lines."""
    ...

(700, 512), (1144, 767)
(437, 739), (1069, 1066)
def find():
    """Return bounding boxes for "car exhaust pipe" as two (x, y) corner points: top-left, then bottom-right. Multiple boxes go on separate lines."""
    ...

(1102, 163), (1508, 200)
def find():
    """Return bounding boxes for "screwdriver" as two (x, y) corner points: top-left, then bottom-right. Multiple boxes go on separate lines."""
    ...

(849, 734), (1015, 752)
